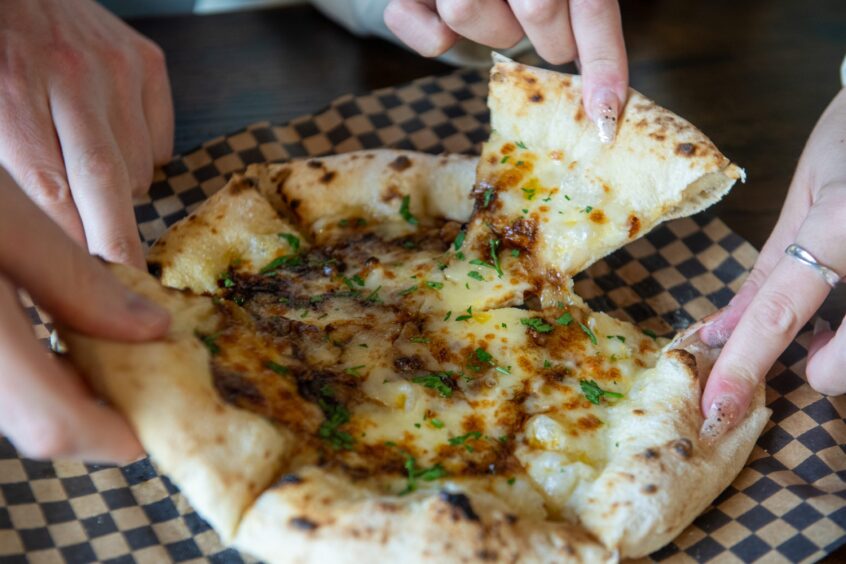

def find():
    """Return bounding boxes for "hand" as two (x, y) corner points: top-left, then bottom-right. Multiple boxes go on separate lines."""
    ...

(699, 88), (846, 440)
(0, 167), (170, 462)
(0, 0), (174, 267)
(384, 0), (628, 142)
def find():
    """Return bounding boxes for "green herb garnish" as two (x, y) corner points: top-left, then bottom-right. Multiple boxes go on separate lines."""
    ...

(412, 373), (454, 398)
(399, 285), (418, 296)
(468, 271), (484, 281)
(409, 336), (430, 344)
(482, 188), (494, 208)
(430, 418), (445, 429)
(516, 141), (527, 149)
(520, 317), (553, 333)
(579, 322), (598, 345)
(195, 330), (220, 355)
(608, 335), (626, 343)
(579, 379), (624, 405)
(265, 360), (290, 375)
(344, 365), (366, 377)
(555, 312), (573, 326)
(399, 195), (418, 225)
(426, 281), (443, 290)
(453, 231), (466, 251)
(643, 328), (659, 340)
(278, 232), (300, 251)
(521, 187), (536, 201)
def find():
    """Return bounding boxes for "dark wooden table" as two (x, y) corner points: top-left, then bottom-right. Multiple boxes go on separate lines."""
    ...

(128, 3), (846, 559)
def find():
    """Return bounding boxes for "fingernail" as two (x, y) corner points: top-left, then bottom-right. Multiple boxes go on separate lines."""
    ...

(125, 291), (169, 329)
(590, 88), (620, 144)
(813, 317), (832, 336)
(700, 395), (739, 443)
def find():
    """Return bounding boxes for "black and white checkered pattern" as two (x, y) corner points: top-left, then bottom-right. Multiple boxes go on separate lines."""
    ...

(2, 67), (845, 563)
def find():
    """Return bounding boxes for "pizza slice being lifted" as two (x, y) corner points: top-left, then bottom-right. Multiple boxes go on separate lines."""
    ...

(61, 58), (769, 562)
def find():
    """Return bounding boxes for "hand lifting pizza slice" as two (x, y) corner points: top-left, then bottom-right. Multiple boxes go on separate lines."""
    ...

(62, 58), (770, 563)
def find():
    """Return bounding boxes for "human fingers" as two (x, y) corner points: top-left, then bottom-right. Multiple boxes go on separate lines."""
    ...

(384, 0), (460, 57)
(0, 277), (144, 463)
(139, 39), (174, 166)
(436, 0), (524, 50)
(50, 84), (144, 267)
(509, 0), (577, 64)
(569, 0), (627, 143)
(0, 166), (169, 340)
(0, 70), (86, 244)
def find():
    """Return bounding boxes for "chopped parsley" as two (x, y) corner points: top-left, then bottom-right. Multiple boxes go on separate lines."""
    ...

(489, 239), (503, 277)
(455, 251), (466, 260)
(391, 447), (446, 495)
(430, 418), (445, 429)
(317, 388), (354, 450)
(581, 206), (594, 214)
(507, 477), (516, 485)
(344, 365), (366, 377)
(409, 336), (430, 344)
(542, 195), (552, 202)
(482, 187), (494, 208)
(643, 328), (659, 340)
(265, 360), (290, 375)
(399, 285), (418, 296)
(474, 348), (493, 364)
(444, 311), (452, 321)
(543, 360), (552, 368)
(510, 249), (520, 257)
(411, 373), (453, 398)
(500, 155), (510, 164)
(580, 379), (624, 405)
(448, 431), (483, 451)
(608, 335), (626, 343)
(455, 306), (473, 322)
(516, 140), (527, 149)
(521, 187), (536, 201)
(555, 312), (573, 326)
(365, 285), (382, 303)
(579, 322), (598, 345)
(399, 195), (418, 225)
(468, 271), (484, 281)
(278, 232), (300, 251)
(426, 281), (443, 290)
(522, 208), (529, 214)
(260, 254), (302, 274)
(453, 230), (466, 251)
(195, 330), (220, 355)
(564, 194), (572, 201)
(520, 317), (553, 333)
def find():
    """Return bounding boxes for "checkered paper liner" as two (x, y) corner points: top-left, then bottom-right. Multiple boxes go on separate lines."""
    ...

(2, 67), (845, 564)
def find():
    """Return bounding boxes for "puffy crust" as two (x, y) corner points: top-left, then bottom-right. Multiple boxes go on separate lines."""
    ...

(246, 150), (477, 243)
(147, 175), (305, 294)
(571, 347), (769, 558)
(234, 468), (614, 564)
(60, 265), (290, 541)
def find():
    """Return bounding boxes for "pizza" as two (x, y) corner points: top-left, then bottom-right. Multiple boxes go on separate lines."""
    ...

(61, 58), (771, 562)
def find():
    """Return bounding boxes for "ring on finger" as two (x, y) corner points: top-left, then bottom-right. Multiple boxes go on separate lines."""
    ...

(784, 244), (843, 288)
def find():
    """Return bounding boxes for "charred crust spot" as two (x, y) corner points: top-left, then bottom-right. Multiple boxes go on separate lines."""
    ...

(667, 349), (698, 374)
(643, 448), (659, 460)
(439, 491), (480, 522)
(503, 218), (537, 251)
(627, 214), (641, 238)
(439, 221), (462, 244)
(672, 438), (694, 459)
(676, 142), (697, 156)
(213, 367), (266, 407)
(320, 170), (337, 184)
(643, 484), (658, 494)
(147, 261), (163, 278)
(275, 473), (303, 486)
(290, 517), (318, 530)
(505, 514), (518, 525)
(588, 209), (606, 224)
(529, 92), (543, 103)
(393, 355), (423, 373)
(389, 155), (412, 172)
(381, 184), (402, 203)
(574, 104), (585, 123)
(477, 550), (498, 561)
(501, 142), (516, 155)
(290, 199), (301, 209)
(307, 160), (323, 169)
(632, 408), (646, 416)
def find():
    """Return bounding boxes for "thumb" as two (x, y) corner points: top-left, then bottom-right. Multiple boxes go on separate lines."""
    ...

(0, 167), (169, 340)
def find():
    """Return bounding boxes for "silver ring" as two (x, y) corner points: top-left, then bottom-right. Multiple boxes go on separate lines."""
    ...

(785, 244), (842, 288)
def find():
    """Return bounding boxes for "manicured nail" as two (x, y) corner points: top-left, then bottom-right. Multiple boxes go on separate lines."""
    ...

(125, 291), (169, 330)
(590, 88), (620, 144)
(813, 317), (832, 336)
(700, 395), (739, 443)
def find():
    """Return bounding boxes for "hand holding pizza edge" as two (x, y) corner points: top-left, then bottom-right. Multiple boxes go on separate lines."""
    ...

(0, 167), (170, 462)
(0, 0), (174, 268)
(699, 87), (846, 440)
(384, 0), (628, 143)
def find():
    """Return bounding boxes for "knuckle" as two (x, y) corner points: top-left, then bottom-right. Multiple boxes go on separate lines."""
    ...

(519, 0), (560, 23)
(16, 420), (76, 460)
(75, 144), (123, 181)
(806, 354), (846, 396)
(96, 236), (138, 263)
(570, 0), (606, 19)
(439, 0), (478, 27)
(139, 40), (167, 73)
(749, 290), (799, 335)
(20, 169), (73, 207)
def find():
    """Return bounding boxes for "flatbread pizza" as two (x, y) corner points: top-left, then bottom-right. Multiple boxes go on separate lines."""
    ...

(60, 58), (770, 562)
